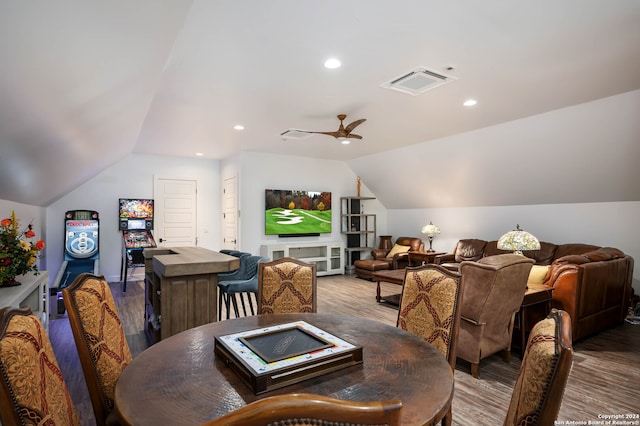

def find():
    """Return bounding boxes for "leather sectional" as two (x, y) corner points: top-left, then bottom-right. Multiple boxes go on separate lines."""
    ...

(435, 239), (634, 342)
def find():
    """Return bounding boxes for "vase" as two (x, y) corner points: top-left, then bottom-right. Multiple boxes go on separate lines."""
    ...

(0, 278), (21, 287)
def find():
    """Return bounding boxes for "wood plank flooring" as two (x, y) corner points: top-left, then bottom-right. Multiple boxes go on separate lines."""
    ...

(48, 274), (640, 426)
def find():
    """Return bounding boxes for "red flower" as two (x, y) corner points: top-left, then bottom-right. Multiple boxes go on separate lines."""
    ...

(25, 230), (35, 238)
(0, 218), (11, 227)
(36, 240), (45, 250)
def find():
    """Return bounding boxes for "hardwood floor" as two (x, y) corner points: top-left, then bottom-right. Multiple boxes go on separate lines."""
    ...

(49, 274), (640, 426)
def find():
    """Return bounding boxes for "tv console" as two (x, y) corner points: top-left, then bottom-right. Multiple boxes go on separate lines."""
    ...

(260, 241), (344, 276)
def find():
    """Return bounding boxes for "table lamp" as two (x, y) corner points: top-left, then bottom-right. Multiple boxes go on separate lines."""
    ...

(497, 224), (540, 255)
(421, 221), (440, 253)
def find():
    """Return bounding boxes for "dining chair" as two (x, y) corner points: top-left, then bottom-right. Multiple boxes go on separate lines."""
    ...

(218, 255), (269, 320)
(62, 273), (133, 426)
(504, 308), (573, 426)
(201, 393), (403, 426)
(396, 264), (463, 426)
(258, 257), (317, 314)
(0, 306), (81, 426)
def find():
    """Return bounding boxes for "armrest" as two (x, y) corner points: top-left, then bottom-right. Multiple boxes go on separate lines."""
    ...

(392, 252), (410, 269)
(371, 249), (389, 259)
(434, 253), (455, 264)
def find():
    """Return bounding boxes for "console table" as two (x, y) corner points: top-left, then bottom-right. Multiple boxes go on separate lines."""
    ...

(0, 271), (49, 332)
(407, 251), (446, 266)
(513, 283), (554, 354)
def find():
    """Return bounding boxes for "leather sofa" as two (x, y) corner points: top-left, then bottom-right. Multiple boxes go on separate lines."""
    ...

(435, 239), (634, 342)
(354, 237), (423, 279)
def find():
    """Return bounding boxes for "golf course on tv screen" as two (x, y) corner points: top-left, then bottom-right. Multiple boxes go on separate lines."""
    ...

(265, 189), (332, 235)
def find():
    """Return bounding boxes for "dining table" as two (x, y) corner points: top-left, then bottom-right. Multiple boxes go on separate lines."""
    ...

(114, 313), (454, 426)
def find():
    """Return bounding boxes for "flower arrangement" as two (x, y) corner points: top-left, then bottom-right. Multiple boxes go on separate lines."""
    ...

(0, 211), (45, 286)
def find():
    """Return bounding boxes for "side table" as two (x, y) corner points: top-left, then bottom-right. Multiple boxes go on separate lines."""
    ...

(513, 283), (554, 354)
(408, 251), (446, 267)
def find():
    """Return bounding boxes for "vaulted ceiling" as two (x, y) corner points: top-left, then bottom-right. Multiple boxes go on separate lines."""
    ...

(1, 1), (640, 207)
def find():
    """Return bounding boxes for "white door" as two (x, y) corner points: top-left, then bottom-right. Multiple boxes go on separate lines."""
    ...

(154, 177), (197, 247)
(222, 176), (238, 250)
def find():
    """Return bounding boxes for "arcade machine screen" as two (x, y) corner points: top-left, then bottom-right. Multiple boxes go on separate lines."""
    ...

(119, 198), (156, 291)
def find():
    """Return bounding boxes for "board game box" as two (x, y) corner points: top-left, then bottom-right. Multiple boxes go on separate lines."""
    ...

(214, 321), (363, 394)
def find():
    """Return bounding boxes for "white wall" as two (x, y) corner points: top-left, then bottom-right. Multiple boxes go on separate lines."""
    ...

(47, 153), (221, 284)
(388, 201), (640, 292)
(236, 152), (387, 256)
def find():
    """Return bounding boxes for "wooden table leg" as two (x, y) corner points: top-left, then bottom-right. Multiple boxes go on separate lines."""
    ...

(376, 280), (381, 303)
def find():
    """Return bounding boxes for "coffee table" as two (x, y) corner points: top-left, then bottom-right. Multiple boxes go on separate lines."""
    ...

(371, 269), (406, 305)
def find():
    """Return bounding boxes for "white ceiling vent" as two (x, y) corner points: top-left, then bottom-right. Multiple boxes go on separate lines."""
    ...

(280, 129), (313, 140)
(381, 67), (457, 95)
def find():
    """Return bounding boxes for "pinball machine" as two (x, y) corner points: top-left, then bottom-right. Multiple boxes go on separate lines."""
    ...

(119, 198), (156, 291)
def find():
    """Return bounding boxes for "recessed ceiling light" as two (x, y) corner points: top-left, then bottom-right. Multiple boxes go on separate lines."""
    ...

(324, 58), (341, 69)
(463, 99), (478, 107)
(195, 152), (204, 156)
(233, 124), (245, 130)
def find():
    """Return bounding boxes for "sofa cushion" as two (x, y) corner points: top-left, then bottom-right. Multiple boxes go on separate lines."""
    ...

(582, 250), (613, 262)
(528, 265), (551, 284)
(553, 243), (600, 260)
(386, 244), (410, 258)
(554, 254), (590, 265)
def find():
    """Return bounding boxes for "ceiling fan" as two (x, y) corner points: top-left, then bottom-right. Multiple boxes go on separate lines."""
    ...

(294, 114), (366, 144)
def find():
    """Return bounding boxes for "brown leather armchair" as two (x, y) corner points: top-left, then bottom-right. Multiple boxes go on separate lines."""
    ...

(457, 254), (534, 378)
(435, 239), (487, 271)
(354, 237), (423, 279)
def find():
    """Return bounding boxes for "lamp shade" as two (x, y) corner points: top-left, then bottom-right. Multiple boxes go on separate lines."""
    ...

(421, 221), (440, 236)
(497, 224), (540, 255)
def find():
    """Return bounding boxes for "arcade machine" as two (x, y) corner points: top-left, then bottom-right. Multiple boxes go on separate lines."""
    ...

(54, 210), (100, 314)
(119, 198), (156, 291)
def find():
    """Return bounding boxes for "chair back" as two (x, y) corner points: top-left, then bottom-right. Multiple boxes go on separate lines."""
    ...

(504, 309), (573, 426)
(258, 257), (317, 314)
(202, 393), (403, 426)
(62, 273), (132, 426)
(218, 251), (252, 279)
(397, 264), (463, 371)
(0, 307), (81, 426)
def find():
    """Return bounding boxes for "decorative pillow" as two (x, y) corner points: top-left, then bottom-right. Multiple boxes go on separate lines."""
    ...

(386, 244), (410, 258)
(528, 265), (551, 284)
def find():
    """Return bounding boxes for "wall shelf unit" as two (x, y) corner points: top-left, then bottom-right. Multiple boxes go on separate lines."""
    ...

(260, 241), (344, 276)
(0, 271), (49, 332)
(340, 197), (376, 274)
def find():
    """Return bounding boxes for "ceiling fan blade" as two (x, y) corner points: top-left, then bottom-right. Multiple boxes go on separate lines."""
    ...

(344, 118), (366, 134)
(346, 133), (363, 139)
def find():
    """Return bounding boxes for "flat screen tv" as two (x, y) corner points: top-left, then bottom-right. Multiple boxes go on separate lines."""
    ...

(265, 189), (332, 236)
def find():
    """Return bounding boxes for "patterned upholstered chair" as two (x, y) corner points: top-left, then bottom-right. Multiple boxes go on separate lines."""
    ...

(504, 308), (573, 425)
(258, 257), (317, 314)
(0, 307), (81, 426)
(202, 393), (403, 426)
(396, 264), (463, 426)
(62, 273), (132, 426)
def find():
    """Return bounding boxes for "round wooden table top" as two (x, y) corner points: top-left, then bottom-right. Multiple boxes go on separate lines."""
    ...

(115, 313), (454, 426)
